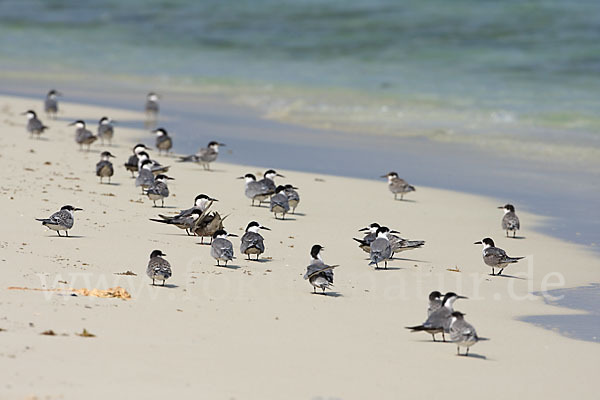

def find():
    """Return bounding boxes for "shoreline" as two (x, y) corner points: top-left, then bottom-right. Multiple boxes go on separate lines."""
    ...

(1, 77), (598, 250)
(0, 93), (599, 398)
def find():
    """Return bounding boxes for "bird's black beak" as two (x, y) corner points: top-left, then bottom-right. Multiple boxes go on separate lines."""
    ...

(74, 208), (83, 212)
(260, 226), (271, 231)
(166, 176), (175, 180)
(276, 173), (285, 178)
(456, 295), (469, 300)
(474, 241), (482, 245)
(161, 252), (167, 256)
(390, 230), (401, 234)
(497, 206), (504, 209)
(358, 227), (369, 232)
(209, 197), (219, 202)
(228, 233), (239, 237)
(236, 176), (245, 179)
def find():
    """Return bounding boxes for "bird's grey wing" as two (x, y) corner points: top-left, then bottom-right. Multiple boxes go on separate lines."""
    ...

(241, 232), (265, 253)
(270, 194), (290, 210)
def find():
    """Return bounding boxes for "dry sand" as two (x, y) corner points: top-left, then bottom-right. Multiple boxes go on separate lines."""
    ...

(0, 94), (598, 399)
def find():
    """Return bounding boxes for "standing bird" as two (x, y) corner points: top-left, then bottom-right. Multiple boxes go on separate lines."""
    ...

(152, 194), (217, 235)
(97, 117), (115, 146)
(145, 92), (159, 126)
(354, 223), (425, 256)
(178, 141), (224, 170)
(353, 223), (381, 253)
(146, 250), (172, 286)
(22, 110), (48, 139)
(96, 151), (115, 184)
(449, 311), (479, 356)
(193, 211), (228, 244)
(210, 229), (238, 266)
(153, 128), (173, 155)
(240, 221), (270, 260)
(499, 204), (520, 238)
(44, 90), (61, 119)
(303, 245), (338, 294)
(238, 174), (268, 206)
(137, 150), (170, 175)
(284, 184), (300, 214)
(369, 226), (400, 269)
(270, 185), (290, 220)
(257, 169), (283, 194)
(135, 159), (156, 193)
(36, 205), (82, 237)
(70, 120), (97, 151)
(124, 143), (151, 177)
(381, 172), (415, 200)
(406, 292), (468, 341)
(474, 238), (524, 276)
(427, 291), (444, 317)
(145, 174), (174, 207)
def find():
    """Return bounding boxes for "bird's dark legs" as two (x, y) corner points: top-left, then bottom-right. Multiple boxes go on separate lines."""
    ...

(457, 346), (460, 355)
(162, 280), (165, 286)
(491, 267), (495, 275)
(247, 254), (251, 260)
(217, 260), (220, 266)
(442, 332), (446, 342)
(65, 230), (69, 237)
(513, 231), (516, 238)
(498, 268), (504, 275)
(465, 348), (469, 356)
(313, 287), (316, 293)
(256, 254), (259, 261)
(152, 279), (155, 286)
(161, 199), (164, 207)
(432, 334), (436, 342)
(384, 261), (387, 269)
(186, 229), (190, 236)
(322, 287), (325, 293)
(57, 231), (62, 237)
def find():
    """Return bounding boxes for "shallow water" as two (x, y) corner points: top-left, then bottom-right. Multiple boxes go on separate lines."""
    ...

(519, 284), (600, 343)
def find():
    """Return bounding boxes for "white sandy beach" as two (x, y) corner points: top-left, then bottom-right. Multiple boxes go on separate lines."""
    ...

(0, 94), (598, 399)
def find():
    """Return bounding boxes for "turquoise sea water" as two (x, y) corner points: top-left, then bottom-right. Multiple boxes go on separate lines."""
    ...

(1, 0), (599, 154)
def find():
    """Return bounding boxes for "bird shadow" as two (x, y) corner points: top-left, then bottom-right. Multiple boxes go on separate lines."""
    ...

(48, 235), (84, 238)
(312, 291), (343, 297)
(391, 256), (429, 263)
(490, 273), (526, 280)
(30, 137), (49, 141)
(395, 198), (417, 203)
(246, 258), (273, 263)
(274, 217), (297, 221)
(216, 264), (240, 269)
(152, 205), (178, 209)
(457, 352), (488, 360)
(373, 266), (403, 271)
(99, 182), (121, 186)
(150, 283), (179, 289)
(508, 236), (527, 240)
(290, 212), (306, 216)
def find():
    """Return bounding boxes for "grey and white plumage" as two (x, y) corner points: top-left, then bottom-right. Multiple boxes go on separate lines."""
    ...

(210, 229), (238, 266)
(270, 185), (290, 219)
(152, 194), (218, 235)
(178, 141), (224, 170)
(23, 110), (48, 138)
(499, 204), (520, 238)
(284, 184), (300, 214)
(382, 172), (415, 200)
(153, 128), (172, 155)
(137, 151), (170, 175)
(303, 245), (338, 294)
(96, 151), (115, 184)
(449, 311), (479, 356)
(145, 174), (174, 207)
(354, 223), (425, 255)
(44, 90), (60, 119)
(124, 144), (151, 177)
(427, 291), (444, 317)
(36, 205), (82, 237)
(238, 170), (282, 206)
(240, 221), (270, 260)
(97, 117), (115, 146)
(368, 226), (400, 269)
(406, 292), (468, 341)
(146, 250), (172, 286)
(135, 159), (156, 193)
(70, 120), (97, 151)
(474, 237), (524, 276)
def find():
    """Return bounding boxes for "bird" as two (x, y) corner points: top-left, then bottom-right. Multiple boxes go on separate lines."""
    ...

(145, 174), (174, 207)
(153, 128), (172, 155)
(145, 92), (159, 126)
(354, 223), (425, 255)
(238, 174), (268, 206)
(178, 141), (224, 170)
(449, 311), (479, 356)
(427, 291), (444, 317)
(406, 292), (468, 341)
(150, 209), (203, 236)
(240, 221), (270, 260)
(210, 229), (238, 266)
(124, 143), (151, 177)
(257, 169), (283, 194)
(303, 244), (338, 294)
(284, 184), (300, 214)
(135, 159), (156, 193)
(36, 205), (82, 237)
(22, 110), (48, 139)
(368, 226), (400, 269)
(193, 211), (228, 244)
(44, 90), (60, 119)
(70, 120), (97, 151)
(270, 185), (290, 219)
(96, 151), (115, 184)
(474, 238), (524, 276)
(499, 204), (520, 238)
(97, 117), (115, 146)
(146, 250), (172, 286)
(137, 150), (170, 175)
(152, 194), (218, 235)
(381, 172), (415, 200)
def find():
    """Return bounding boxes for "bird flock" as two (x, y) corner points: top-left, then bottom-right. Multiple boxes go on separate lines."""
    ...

(29, 90), (525, 357)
